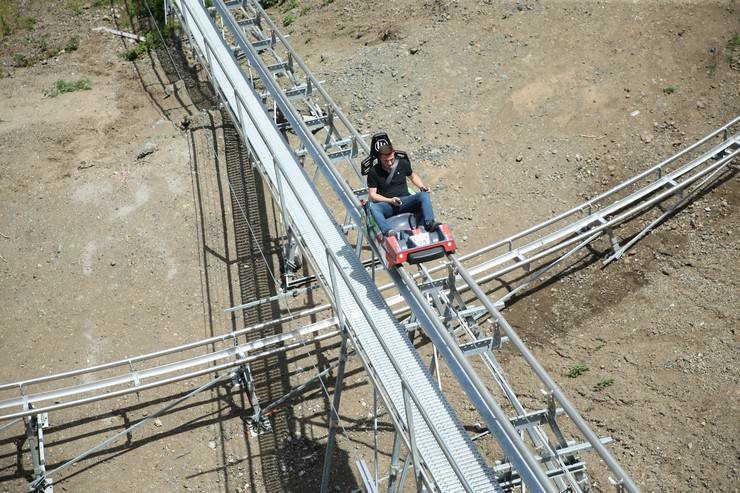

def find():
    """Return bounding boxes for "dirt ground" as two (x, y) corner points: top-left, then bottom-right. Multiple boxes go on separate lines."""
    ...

(1, 0), (738, 492)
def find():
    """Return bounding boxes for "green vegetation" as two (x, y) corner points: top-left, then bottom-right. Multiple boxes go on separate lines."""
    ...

(260, 0), (280, 7)
(92, 0), (123, 7)
(130, 0), (166, 24)
(322, 0), (334, 5)
(593, 338), (607, 352)
(726, 33), (740, 55)
(162, 19), (181, 39)
(300, 5), (311, 16)
(284, 0), (298, 11)
(0, 3), (37, 40)
(662, 85), (677, 95)
(282, 13), (296, 26)
(593, 377), (614, 392)
(65, 35), (79, 52)
(43, 79), (92, 97)
(121, 32), (158, 61)
(13, 53), (30, 67)
(726, 33), (740, 70)
(0, 15), (10, 38)
(36, 37), (49, 53)
(566, 364), (589, 379)
(705, 61), (717, 76)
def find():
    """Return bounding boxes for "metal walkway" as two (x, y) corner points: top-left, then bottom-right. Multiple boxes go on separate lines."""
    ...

(168, 0), (497, 490)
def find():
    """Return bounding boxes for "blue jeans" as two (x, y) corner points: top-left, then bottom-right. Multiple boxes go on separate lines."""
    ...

(368, 192), (435, 235)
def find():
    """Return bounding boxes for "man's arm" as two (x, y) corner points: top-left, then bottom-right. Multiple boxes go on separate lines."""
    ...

(409, 172), (430, 192)
(368, 187), (402, 206)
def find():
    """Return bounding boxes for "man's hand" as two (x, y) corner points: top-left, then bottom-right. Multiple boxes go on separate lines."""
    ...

(390, 197), (402, 206)
(419, 185), (430, 193)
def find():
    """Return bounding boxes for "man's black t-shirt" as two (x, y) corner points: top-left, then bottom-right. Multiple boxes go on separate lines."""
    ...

(367, 155), (412, 198)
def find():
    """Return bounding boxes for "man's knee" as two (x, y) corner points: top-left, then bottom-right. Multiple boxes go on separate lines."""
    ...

(370, 202), (392, 217)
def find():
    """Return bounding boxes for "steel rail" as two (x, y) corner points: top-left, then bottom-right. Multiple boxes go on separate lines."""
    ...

(251, 96), (492, 492)
(0, 327), (340, 421)
(29, 370), (234, 491)
(457, 116), (739, 263)
(0, 305), (333, 392)
(0, 319), (335, 410)
(215, 1), (365, 226)
(392, 267), (557, 492)
(469, 147), (738, 283)
(245, 0), (371, 163)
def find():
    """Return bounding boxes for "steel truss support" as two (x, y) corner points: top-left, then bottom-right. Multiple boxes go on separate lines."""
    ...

(282, 225), (304, 285)
(319, 329), (349, 493)
(25, 409), (52, 493)
(414, 263), (588, 492)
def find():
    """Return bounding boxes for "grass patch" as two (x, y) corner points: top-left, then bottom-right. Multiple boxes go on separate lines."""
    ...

(36, 37), (49, 53)
(13, 53), (31, 67)
(65, 35), (80, 52)
(593, 377), (614, 392)
(0, 3), (38, 40)
(44, 79), (92, 97)
(282, 13), (296, 26)
(24, 16), (36, 30)
(284, 0), (298, 11)
(593, 338), (607, 352)
(162, 19), (180, 39)
(93, 0), (123, 6)
(0, 14), (11, 38)
(121, 32), (158, 61)
(726, 33), (740, 55)
(566, 364), (589, 379)
(300, 5), (311, 16)
(726, 33), (740, 70)
(662, 85), (677, 95)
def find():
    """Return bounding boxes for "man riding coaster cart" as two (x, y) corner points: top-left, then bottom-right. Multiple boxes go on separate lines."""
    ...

(361, 132), (456, 266)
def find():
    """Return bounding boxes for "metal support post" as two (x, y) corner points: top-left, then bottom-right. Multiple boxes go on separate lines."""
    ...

(372, 388), (379, 489)
(282, 226), (304, 281)
(401, 383), (423, 493)
(25, 410), (52, 493)
(319, 328), (349, 493)
(394, 453), (412, 493)
(253, 361), (339, 426)
(385, 432), (402, 493)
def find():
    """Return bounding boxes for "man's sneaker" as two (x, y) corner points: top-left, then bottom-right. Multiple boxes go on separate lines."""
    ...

(385, 229), (398, 239)
(425, 221), (441, 232)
